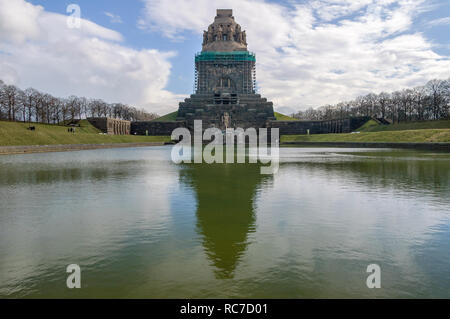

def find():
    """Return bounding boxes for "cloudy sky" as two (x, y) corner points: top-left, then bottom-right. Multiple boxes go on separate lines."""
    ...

(0, 0), (449, 115)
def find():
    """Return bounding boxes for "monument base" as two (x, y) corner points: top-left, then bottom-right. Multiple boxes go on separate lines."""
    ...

(177, 92), (276, 130)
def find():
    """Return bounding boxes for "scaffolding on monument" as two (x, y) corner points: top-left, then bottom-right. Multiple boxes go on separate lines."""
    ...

(194, 51), (256, 94)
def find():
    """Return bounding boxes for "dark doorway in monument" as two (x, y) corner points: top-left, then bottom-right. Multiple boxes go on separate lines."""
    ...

(214, 91), (238, 105)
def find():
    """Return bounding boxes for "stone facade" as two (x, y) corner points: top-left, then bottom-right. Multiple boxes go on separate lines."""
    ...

(87, 117), (130, 135)
(129, 9), (371, 137)
(194, 52), (256, 94)
(178, 93), (275, 130)
(202, 9), (248, 52)
(176, 9), (276, 131)
(131, 121), (186, 136)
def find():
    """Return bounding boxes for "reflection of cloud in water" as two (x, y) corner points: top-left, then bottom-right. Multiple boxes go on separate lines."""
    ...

(1, 147), (449, 297)
(0, 147), (178, 296)
(244, 148), (450, 297)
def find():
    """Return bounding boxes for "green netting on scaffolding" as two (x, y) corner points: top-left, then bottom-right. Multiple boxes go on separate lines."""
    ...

(195, 51), (256, 62)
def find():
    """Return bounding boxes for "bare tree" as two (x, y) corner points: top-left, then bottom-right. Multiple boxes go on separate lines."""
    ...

(0, 80), (6, 120)
(22, 88), (39, 123)
(0, 79), (160, 124)
(1, 85), (19, 121)
(292, 78), (449, 122)
(426, 79), (447, 120)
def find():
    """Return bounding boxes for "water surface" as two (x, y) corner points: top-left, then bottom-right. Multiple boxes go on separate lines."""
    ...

(0, 146), (449, 298)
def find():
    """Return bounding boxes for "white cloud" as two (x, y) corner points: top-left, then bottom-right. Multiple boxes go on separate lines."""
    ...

(426, 16), (450, 27)
(0, 0), (42, 44)
(104, 11), (123, 24)
(2, 0), (449, 114)
(139, 0), (450, 111)
(309, 0), (375, 21)
(0, 0), (182, 115)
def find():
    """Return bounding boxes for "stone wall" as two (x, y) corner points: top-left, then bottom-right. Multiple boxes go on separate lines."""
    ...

(87, 117), (131, 135)
(267, 117), (371, 135)
(177, 93), (276, 130)
(131, 121), (186, 136)
(129, 117), (371, 136)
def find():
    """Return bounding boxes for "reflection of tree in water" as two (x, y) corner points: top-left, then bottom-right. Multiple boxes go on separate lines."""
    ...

(180, 163), (269, 279)
(0, 163), (137, 186)
(290, 152), (450, 196)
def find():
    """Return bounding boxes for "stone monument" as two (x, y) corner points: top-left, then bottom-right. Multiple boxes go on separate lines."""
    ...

(130, 9), (372, 136)
(177, 9), (276, 130)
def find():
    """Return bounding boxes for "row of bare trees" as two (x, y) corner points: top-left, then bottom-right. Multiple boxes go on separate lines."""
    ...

(0, 80), (159, 124)
(292, 79), (450, 122)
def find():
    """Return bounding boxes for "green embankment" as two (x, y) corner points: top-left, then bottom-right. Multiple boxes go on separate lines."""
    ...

(0, 120), (170, 146)
(2, 117), (449, 147)
(153, 111), (178, 122)
(355, 119), (380, 131)
(281, 129), (450, 143)
(274, 112), (298, 121)
(357, 119), (450, 132)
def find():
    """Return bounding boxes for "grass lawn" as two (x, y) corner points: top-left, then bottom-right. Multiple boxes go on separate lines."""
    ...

(153, 111), (178, 122)
(281, 128), (450, 143)
(274, 112), (298, 121)
(357, 119), (450, 132)
(355, 119), (380, 131)
(0, 120), (170, 146)
(5, 117), (447, 147)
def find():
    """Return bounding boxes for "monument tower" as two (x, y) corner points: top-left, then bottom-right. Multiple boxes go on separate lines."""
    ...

(177, 9), (275, 130)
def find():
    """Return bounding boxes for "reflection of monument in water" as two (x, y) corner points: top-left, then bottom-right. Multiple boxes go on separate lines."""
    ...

(180, 163), (268, 279)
